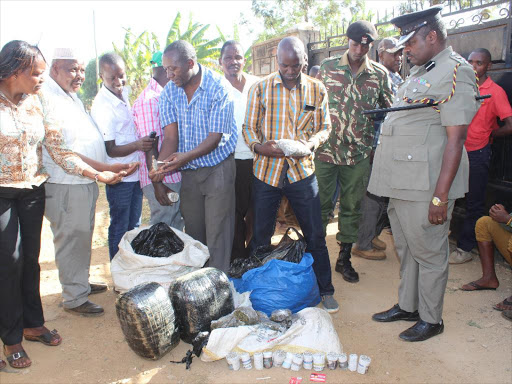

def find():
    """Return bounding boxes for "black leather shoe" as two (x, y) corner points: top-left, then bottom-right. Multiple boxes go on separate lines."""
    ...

(65, 300), (104, 317)
(399, 319), (444, 342)
(335, 243), (359, 283)
(89, 282), (108, 295)
(372, 304), (420, 322)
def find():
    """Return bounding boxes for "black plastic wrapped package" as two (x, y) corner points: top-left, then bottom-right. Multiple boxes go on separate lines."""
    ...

(116, 282), (180, 360)
(130, 222), (184, 258)
(229, 227), (306, 278)
(169, 268), (234, 344)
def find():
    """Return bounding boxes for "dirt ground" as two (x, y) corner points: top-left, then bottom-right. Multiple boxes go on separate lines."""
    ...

(2, 186), (512, 384)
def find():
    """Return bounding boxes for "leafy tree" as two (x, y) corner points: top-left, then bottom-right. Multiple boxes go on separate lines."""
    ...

(108, 12), (226, 103)
(166, 12), (224, 69)
(77, 58), (99, 110)
(249, 0), (368, 42)
(113, 29), (160, 103)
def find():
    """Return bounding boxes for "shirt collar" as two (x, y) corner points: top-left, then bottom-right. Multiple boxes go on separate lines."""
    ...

(197, 64), (207, 91)
(479, 76), (492, 90)
(273, 71), (304, 90)
(148, 77), (163, 94)
(338, 51), (374, 75)
(45, 77), (79, 102)
(99, 84), (128, 107)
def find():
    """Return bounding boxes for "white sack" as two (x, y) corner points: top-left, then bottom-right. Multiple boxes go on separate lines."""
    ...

(201, 307), (342, 361)
(275, 139), (311, 157)
(111, 226), (209, 293)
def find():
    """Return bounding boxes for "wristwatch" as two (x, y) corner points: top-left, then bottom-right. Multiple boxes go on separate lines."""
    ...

(432, 196), (448, 207)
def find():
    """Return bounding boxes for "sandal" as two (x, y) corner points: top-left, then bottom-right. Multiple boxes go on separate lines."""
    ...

(3, 346), (31, 369)
(24, 328), (62, 346)
(493, 297), (512, 312)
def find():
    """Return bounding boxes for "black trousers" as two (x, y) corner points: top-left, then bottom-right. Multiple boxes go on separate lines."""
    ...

(231, 159), (253, 260)
(0, 185), (45, 346)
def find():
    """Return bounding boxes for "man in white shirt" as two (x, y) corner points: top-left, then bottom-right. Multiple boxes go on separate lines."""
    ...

(91, 53), (154, 261)
(43, 48), (136, 316)
(219, 40), (259, 260)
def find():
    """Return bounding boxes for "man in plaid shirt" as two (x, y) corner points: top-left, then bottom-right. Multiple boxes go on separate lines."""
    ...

(132, 51), (183, 229)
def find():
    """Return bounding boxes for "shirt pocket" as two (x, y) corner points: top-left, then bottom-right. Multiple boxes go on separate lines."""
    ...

(405, 81), (432, 100)
(391, 146), (430, 191)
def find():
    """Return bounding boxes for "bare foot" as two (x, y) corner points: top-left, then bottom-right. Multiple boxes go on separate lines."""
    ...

(3, 344), (31, 369)
(0, 358), (6, 370)
(461, 278), (499, 291)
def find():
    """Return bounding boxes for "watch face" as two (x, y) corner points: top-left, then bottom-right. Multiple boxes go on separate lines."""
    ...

(432, 197), (441, 206)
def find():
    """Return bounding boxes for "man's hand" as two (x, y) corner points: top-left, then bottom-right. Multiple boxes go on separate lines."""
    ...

(136, 136), (155, 152)
(109, 162), (139, 176)
(96, 171), (126, 185)
(153, 182), (175, 206)
(254, 141), (285, 157)
(158, 152), (190, 173)
(490, 204), (510, 223)
(428, 202), (448, 225)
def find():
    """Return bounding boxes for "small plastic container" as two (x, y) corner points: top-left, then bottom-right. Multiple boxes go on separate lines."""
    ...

(326, 352), (338, 370)
(263, 351), (273, 369)
(283, 352), (294, 369)
(338, 353), (348, 370)
(357, 355), (371, 374)
(293, 354), (304, 365)
(241, 352), (252, 370)
(313, 353), (325, 372)
(348, 354), (358, 372)
(254, 352), (264, 370)
(226, 352), (240, 371)
(303, 352), (313, 370)
(273, 350), (286, 367)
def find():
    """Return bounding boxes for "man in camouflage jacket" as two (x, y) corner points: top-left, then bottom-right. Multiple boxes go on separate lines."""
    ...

(316, 20), (393, 283)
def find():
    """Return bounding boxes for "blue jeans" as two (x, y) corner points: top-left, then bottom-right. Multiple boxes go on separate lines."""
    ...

(106, 181), (143, 260)
(249, 175), (334, 296)
(457, 144), (492, 252)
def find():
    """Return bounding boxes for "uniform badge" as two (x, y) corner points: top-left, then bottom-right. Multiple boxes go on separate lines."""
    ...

(411, 77), (431, 88)
(361, 36), (368, 44)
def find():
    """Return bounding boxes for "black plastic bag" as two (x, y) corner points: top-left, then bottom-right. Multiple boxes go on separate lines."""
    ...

(131, 222), (184, 258)
(191, 332), (210, 357)
(169, 268), (234, 344)
(229, 227), (306, 278)
(116, 282), (180, 360)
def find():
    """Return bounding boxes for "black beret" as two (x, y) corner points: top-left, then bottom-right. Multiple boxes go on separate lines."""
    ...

(346, 20), (378, 44)
(391, 6), (443, 45)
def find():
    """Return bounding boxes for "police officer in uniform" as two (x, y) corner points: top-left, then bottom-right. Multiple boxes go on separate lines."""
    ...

(368, 6), (480, 341)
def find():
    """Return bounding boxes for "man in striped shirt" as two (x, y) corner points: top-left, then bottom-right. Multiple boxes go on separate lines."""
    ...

(152, 40), (237, 273)
(243, 36), (338, 313)
(132, 51), (183, 230)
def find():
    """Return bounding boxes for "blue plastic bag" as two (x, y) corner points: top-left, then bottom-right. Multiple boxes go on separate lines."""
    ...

(232, 253), (321, 315)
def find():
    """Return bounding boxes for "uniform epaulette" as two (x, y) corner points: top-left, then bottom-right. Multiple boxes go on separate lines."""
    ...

(370, 60), (390, 76)
(320, 55), (342, 67)
(449, 51), (469, 65)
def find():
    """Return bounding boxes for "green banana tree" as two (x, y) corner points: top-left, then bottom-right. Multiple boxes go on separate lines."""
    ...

(166, 12), (223, 70)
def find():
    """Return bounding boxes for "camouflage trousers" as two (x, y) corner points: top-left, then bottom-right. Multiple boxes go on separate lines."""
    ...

(315, 157), (371, 244)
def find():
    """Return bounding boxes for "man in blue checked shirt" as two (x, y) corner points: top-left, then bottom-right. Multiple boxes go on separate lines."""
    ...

(150, 40), (237, 273)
